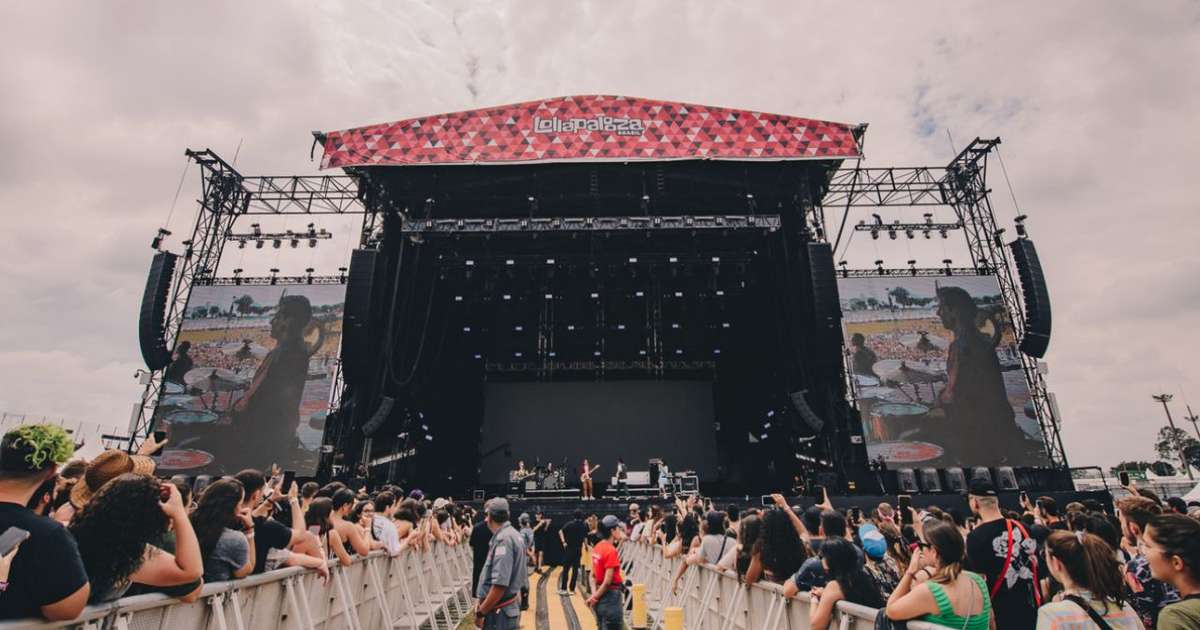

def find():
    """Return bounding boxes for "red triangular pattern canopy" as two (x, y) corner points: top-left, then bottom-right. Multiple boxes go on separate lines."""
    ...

(320, 95), (862, 169)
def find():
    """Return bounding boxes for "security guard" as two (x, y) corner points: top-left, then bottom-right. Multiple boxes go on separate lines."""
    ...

(474, 498), (527, 629)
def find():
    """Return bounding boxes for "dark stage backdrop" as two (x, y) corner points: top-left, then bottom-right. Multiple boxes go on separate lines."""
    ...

(479, 381), (719, 485)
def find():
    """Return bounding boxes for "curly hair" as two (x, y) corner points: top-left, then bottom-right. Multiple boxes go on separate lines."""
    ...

(1, 425), (74, 475)
(191, 479), (244, 556)
(753, 509), (808, 580)
(68, 474), (168, 600)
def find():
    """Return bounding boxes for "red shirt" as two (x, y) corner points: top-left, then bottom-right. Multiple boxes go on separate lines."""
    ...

(591, 540), (622, 590)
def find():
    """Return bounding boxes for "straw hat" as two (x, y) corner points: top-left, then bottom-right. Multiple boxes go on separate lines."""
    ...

(70, 450), (157, 508)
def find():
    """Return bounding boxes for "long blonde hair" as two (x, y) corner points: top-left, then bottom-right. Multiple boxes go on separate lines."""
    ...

(923, 519), (965, 584)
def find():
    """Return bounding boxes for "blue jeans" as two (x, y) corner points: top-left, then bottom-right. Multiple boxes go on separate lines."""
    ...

(593, 589), (624, 630)
(482, 610), (518, 630)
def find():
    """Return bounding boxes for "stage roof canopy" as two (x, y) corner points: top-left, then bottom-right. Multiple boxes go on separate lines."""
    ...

(320, 95), (863, 169)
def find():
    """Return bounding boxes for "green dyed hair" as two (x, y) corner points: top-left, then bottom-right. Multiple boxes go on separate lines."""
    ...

(9, 425), (75, 470)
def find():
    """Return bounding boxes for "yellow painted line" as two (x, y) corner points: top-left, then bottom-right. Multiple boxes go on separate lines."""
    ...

(569, 584), (598, 630)
(546, 567), (569, 629)
(520, 569), (538, 629)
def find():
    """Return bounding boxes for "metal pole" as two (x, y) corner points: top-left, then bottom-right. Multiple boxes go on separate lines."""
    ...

(1186, 405), (1200, 442)
(1153, 394), (1194, 480)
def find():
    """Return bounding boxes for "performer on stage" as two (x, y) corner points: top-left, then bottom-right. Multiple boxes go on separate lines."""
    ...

(580, 458), (600, 500)
(615, 458), (628, 499)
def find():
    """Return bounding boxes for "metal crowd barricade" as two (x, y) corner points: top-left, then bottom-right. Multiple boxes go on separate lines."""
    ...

(620, 538), (952, 630)
(0, 543), (473, 630)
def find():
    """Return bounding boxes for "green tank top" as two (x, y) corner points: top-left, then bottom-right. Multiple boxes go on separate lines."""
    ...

(924, 572), (991, 630)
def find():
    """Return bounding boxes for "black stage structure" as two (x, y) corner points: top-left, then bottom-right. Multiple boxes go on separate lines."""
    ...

(133, 96), (1069, 499)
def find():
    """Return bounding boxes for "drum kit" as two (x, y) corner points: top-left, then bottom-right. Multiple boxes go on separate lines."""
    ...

(854, 358), (950, 454)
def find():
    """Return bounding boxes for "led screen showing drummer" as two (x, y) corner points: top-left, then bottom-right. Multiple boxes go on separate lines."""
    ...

(838, 275), (1049, 468)
(151, 284), (344, 476)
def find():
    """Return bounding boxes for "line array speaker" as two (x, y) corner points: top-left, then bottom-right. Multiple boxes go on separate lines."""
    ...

(138, 252), (177, 370)
(361, 396), (395, 437)
(341, 249), (380, 384)
(807, 242), (841, 334)
(788, 390), (825, 432)
(1009, 238), (1051, 358)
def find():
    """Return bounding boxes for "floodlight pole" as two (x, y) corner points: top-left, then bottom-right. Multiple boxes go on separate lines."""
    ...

(1186, 405), (1200, 442)
(1153, 394), (1194, 480)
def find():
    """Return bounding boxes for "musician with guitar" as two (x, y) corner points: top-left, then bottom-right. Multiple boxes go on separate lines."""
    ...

(510, 461), (535, 498)
(580, 459), (600, 501)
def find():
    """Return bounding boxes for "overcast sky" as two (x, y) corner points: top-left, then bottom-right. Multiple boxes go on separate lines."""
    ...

(1, 1), (1197, 469)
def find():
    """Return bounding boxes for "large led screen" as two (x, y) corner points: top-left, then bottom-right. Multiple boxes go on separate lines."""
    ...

(152, 284), (344, 476)
(838, 275), (1049, 467)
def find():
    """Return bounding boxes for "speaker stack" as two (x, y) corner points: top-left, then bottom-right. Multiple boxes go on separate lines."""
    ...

(341, 249), (380, 385)
(1009, 238), (1051, 358)
(138, 252), (177, 370)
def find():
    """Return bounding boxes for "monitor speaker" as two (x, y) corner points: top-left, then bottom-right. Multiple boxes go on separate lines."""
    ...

(808, 242), (841, 334)
(970, 467), (994, 487)
(341, 249), (380, 384)
(944, 467), (967, 494)
(994, 466), (1019, 491)
(1009, 238), (1051, 358)
(788, 390), (825, 432)
(361, 396), (395, 437)
(138, 252), (177, 370)
(919, 468), (943, 493)
(897, 469), (919, 493)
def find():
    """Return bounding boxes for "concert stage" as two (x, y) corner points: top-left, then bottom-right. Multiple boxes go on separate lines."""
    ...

(135, 95), (1067, 499)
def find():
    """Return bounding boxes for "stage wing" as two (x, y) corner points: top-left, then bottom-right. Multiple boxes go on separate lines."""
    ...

(321, 94), (862, 168)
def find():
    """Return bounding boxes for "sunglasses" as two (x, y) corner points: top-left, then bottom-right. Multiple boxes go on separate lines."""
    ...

(916, 541), (931, 550)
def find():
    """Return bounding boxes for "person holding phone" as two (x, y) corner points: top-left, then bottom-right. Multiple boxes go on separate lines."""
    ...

(0, 425), (90, 621)
(231, 469), (317, 574)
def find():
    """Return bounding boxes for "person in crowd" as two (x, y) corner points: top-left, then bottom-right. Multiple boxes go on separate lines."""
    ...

(231, 469), (324, 576)
(727, 504), (741, 536)
(69, 475), (203, 602)
(163, 340), (194, 385)
(735, 514), (763, 580)
(191, 479), (254, 582)
(1037, 496), (1067, 531)
(531, 512), (551, 571)
(790, 509), (861, 591)
(371, 491), (403, 557)
(469, 510), (493, 595)
(586, 515), (625, 630)
(859, 522), (901, 598)
(746, 508), (808, 585)
(1035, 530), (1142, 629)
(886, 519), (993, 629)
(664, 512), (699, 560)
(672, 510), (735, 593)
(559, 509), (589, 595)
(395, 499), (419, 541)
(1164, 497), (1188, 515)
(305, 497), (351, 567)
(351, 500), (379, 548)
(1143, 513), (1200, 629)
(329, 488), (371, 557)
(474, 498), (527, 629)
(656, 513), (678, 547)
(0, 425), (89, 620)
(802, 537), (887, 630)
(299, 481), (319, 511)
(1118, 495), (1180, 627)
(59, 443), (161, 524)
(965, 478), (1040, 629)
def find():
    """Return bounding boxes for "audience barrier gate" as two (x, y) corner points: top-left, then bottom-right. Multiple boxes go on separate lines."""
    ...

(0, 543), (472, 630)
(619, 539), (952, 630)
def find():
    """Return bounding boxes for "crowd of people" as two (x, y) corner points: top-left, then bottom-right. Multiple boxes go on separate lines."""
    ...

(619, 481), (1200, 629)
(4, 421), (1200, 630)
(0, 424), (477, 624)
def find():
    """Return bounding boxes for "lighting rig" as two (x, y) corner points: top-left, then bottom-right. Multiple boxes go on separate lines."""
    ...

(857, 213), (961, 240)
(227, 223), (333, 249)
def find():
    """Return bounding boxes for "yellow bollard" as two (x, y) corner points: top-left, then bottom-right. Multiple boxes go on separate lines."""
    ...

(664, 606), (684, 630)
(631, 584), (647, 628)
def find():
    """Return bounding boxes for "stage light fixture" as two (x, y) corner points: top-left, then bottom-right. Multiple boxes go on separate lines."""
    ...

(514, 352), (523, 357)
(255, 240), (264, 249)
(905, 228), (915, 239)
(671, 323), (680, 329)
(505, 259), (515, 266)
(567, 325), (575, 331)
(635, 291), (644, 297)
(888, 221), (899, 240)
(943, 258), (953, 275)
(514, 326), (523, 331)
(308, 239), (317, 248)
(502, 294), (511, 300)
(993, 228), (1006, 248)
(473, 354), (482, 360)
(617, 324), (626, 330)
(544, 293), (553, 300)
(767, 410), (775, 417)
(908, 260), (917, 276)
(674, 291), (683, 297)
(545, 258), (555, 264)
(454, 295), (463, 302)
(305, 267), (315, 284)
(669, 257), (679, 263)
(639, 350), (647, 355)
(337, 267), (347, 283)
(425, 435), (433, 442)
(590, 292), (599, 299)
(593, 351), (601, 357)
(237, 240), (246, 249)
(462, 326), (471, 332)
(722, 322), (730, 328)
(764, 422), (771, 430)
(675, 349), (683, 355)
(465, 259), (475, 266)
(1014, 214), (1028, 237)
(875, 260), (885, 274)
(150, 228), (171, 251)
(548, 351), (556, 357)
(272, 239), (282, 249)
(628, 257), (638, 263)
(713, 349), (721, 355)
(716, 290), (725, 296)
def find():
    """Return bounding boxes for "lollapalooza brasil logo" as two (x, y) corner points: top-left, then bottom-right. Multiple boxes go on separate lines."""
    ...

(533, 115), (646, 136)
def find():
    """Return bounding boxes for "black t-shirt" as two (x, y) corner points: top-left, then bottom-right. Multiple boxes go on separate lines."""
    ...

(561, 519), (589, 553)
(252, 518), (294, 574)
(469, 520), (492, 592)
(0, 502), (89, 620)
(965, 518), (1039, 630)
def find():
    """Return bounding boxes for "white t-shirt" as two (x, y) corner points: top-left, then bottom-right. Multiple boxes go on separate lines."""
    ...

(373, 515), (402, 556)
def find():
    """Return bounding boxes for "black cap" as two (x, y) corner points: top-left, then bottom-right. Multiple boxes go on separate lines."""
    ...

(968, 478), (996, 497)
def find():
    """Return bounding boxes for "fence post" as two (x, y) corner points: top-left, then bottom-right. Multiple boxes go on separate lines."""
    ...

(631, 583), (647, 629)
(664, 606), (684, 630)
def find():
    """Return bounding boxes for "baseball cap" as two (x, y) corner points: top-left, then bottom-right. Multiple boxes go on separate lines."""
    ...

(599, 514), (621, 534)
(858, 523), (887, 560)
(486, 497), (510, 517)
(432, 497), (449, 510)
(968, 478), (996, 497)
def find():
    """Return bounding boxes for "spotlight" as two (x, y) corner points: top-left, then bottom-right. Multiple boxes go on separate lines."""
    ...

(238, 241), (246, 249)
(505, 259), (515, 266)
(628, 257), (638, 263)
(711, 256), (720, 263)
(767, 410), (775, 417)
(669, 257), (678, 264)
(255, 240), (264, 249)
(635, 291), (644, 297)
(514, 326), (523, 332)
(454, 295), (463, 302)
(875, 259), (885, 274)
(308, 239), (317, 248)
(590, 292), (599, 299)
(465, 259), (475, 266)
(994, 228), (1006, 248)
(943, 258), (953, 275)
(715, 290), (725, 296)
(462, 326), (471, 332)
(674, 291), (683, 297)
(544, 293), (553, 300)
(545, 258), (555, 265)
(908, 260), (917, 276)
(1014, 214), (1028, 237)
(722, 322), (730, 328)
(150, 228), (171, 250)
(502, 294), (511, 300)
(272, 239), (281, 249)
(671, 323), (680, 329)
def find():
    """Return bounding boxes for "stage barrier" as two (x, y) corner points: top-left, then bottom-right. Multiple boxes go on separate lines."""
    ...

(619, 539), (952, 630)
(0, 543), (472, 630)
